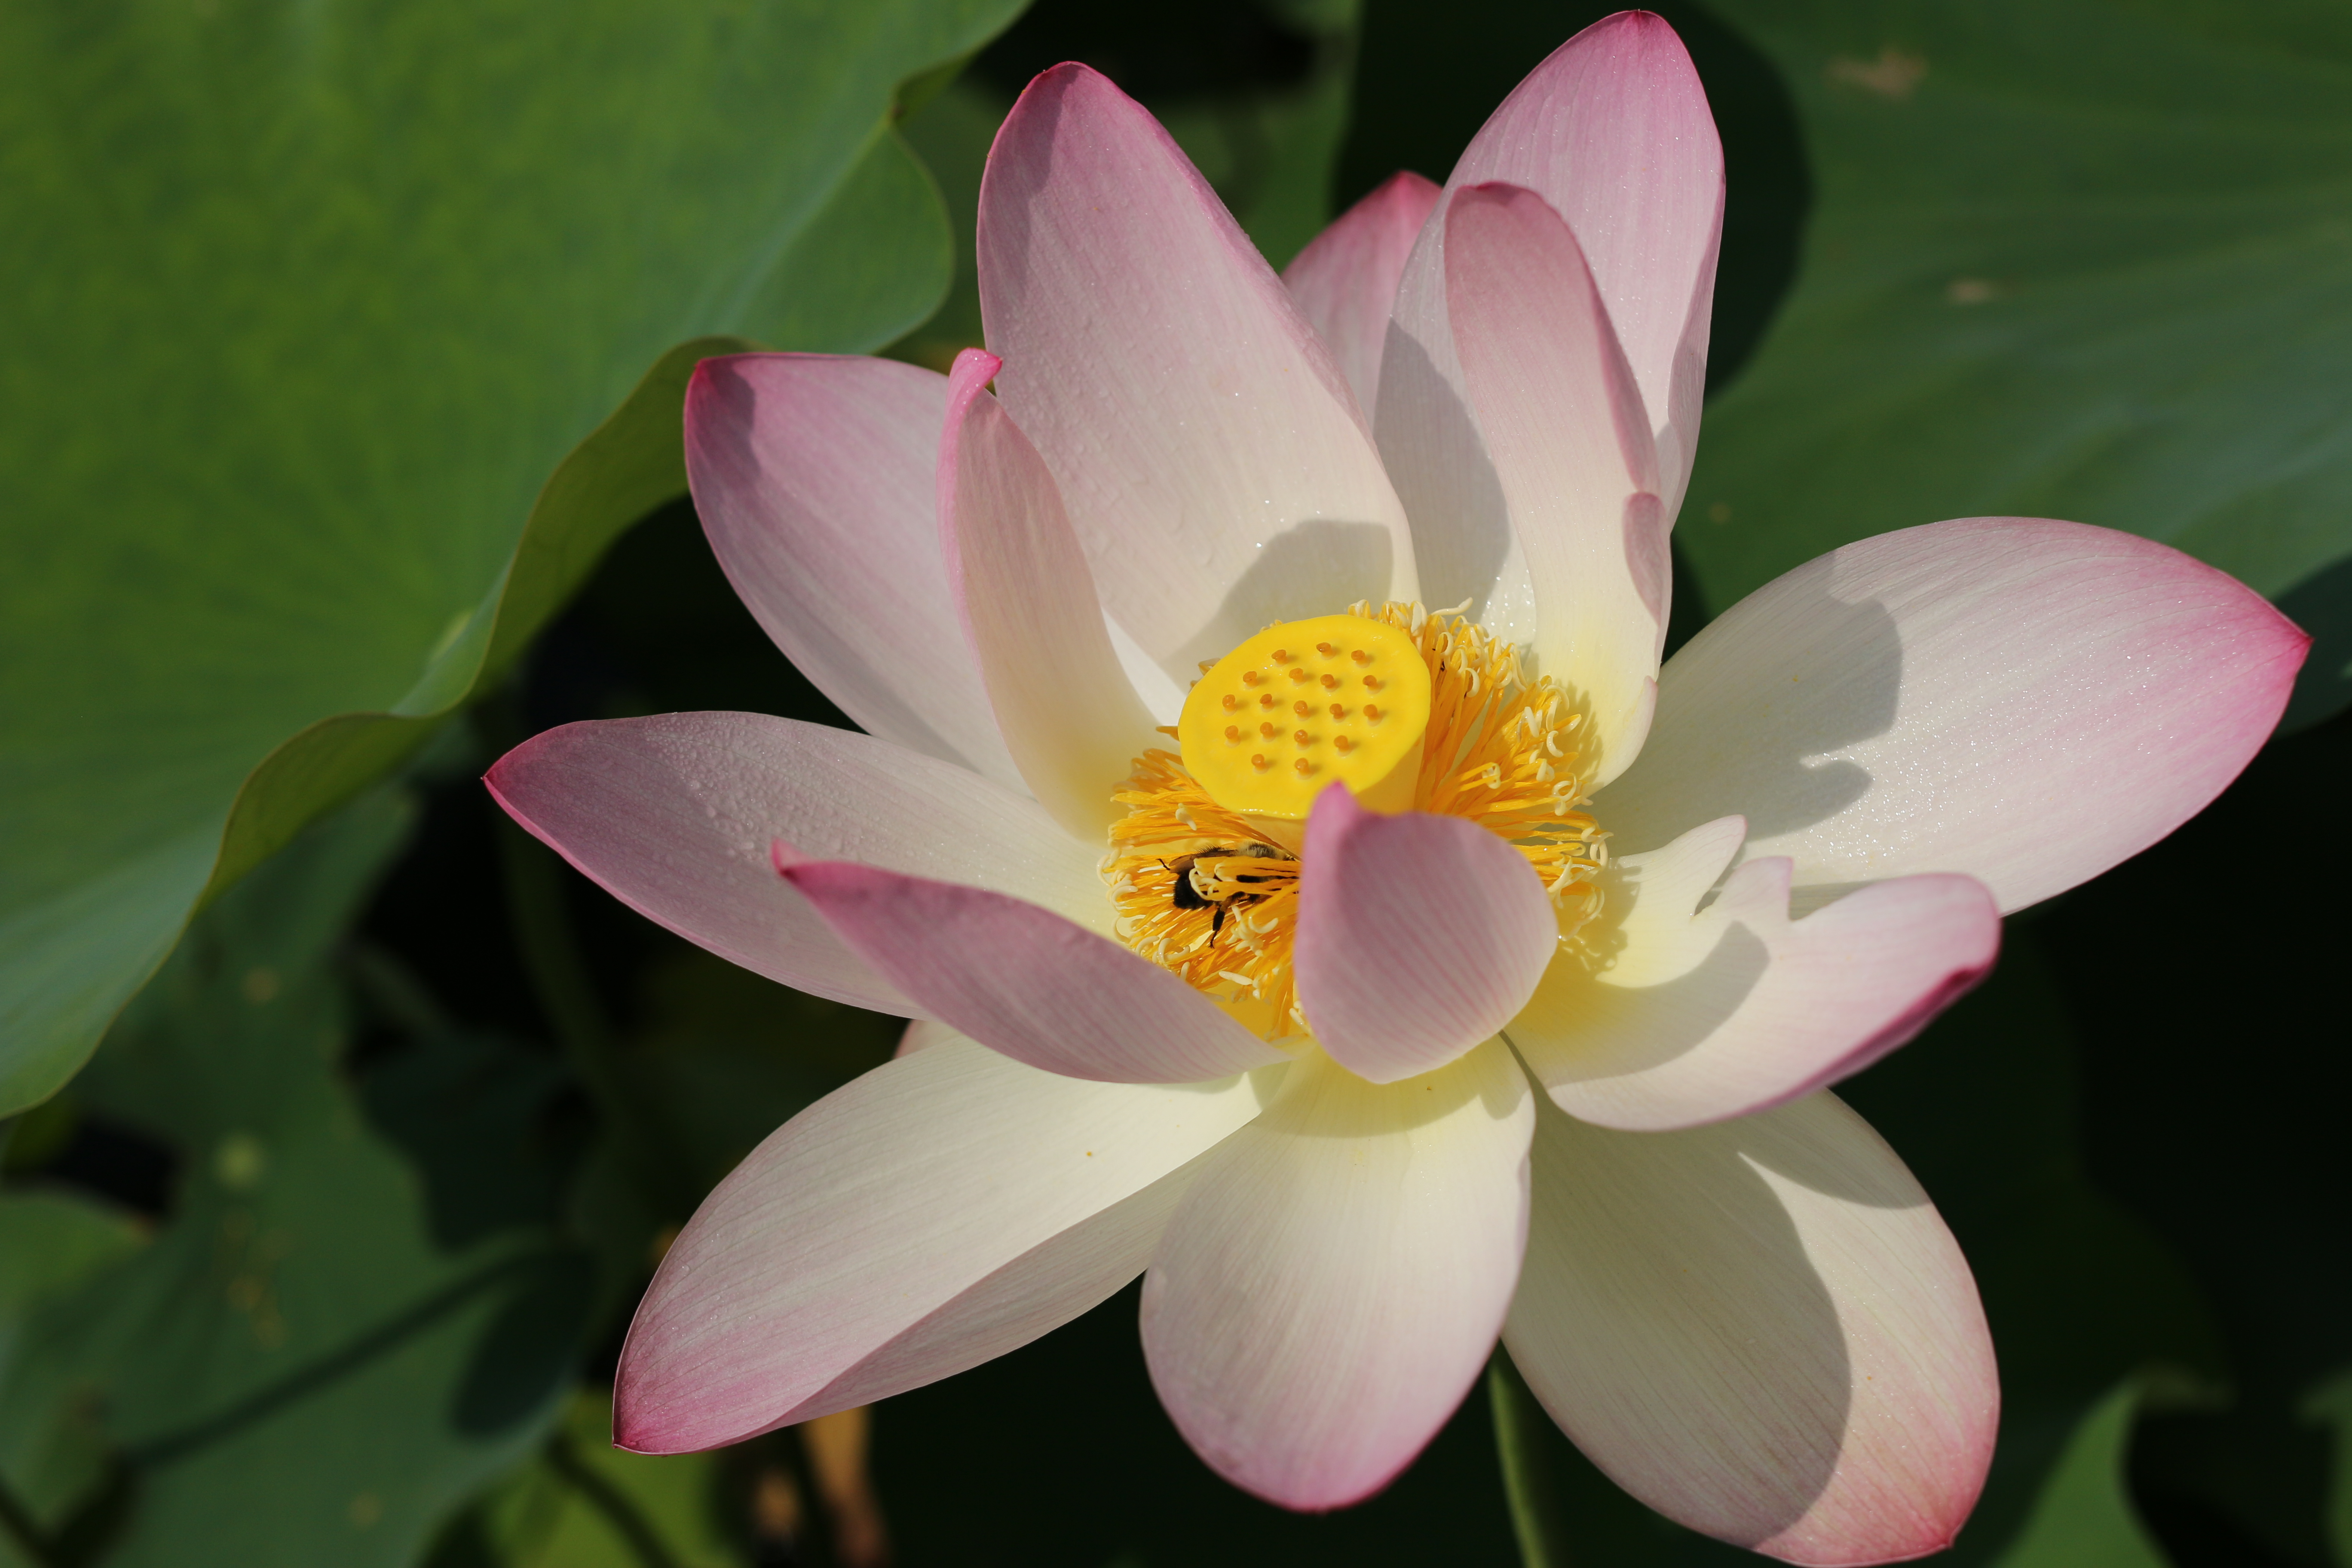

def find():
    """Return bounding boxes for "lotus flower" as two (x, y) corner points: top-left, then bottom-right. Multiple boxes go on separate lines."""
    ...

(487, 13), (2305, 1563)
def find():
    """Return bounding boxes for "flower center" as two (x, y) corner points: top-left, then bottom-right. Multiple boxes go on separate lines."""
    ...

(1103, 602), (1608, 1038)
(1173, 612), (1433, 838)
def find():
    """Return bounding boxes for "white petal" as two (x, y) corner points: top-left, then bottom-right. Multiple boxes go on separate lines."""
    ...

(940, 349), (1163, 839)
(979, 64), (1416, 675)
(1444, 181), (1665, 778)
(684, 354), (1024, 790)
(1510, 816), (2000, 1129)
(1378, 12), (1723, 634)
(1505, 1090), (1997, 1565)
(1596, 518), (2310, 913)
(1141, 1040), (1534, 1509)
(1281, 171), (1443, 416)
(616, 1037), (1279, 1451)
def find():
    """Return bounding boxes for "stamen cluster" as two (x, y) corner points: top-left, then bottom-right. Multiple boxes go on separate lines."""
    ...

(1103, 602), (1608, 1038)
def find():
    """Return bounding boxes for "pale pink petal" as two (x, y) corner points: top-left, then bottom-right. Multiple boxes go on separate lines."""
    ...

(1281, 171), (1442, 415)
(895, 1017), (959, 1057)
(1597, 518), (2310, 913)
(1141, 1040), (1534, 1510)
(1379, 11), (1722, 633)
(938, 348), (1163, 839)
(486, 714), (1106, 1014)
(685, 354), (1023, 791)
(777, 855), (1290, 1084)
(979, 64), (1416, 675)
(1294, 783), (1557, 1084)
(1510, 816), (1999, 1130)
(1506, 1090), (1996, 1565)
(1446, 181), (1664, 781)
(616, 1036), (1276, 1451)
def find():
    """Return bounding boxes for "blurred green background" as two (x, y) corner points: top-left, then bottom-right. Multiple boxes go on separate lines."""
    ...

(2, 1), (2346, 1564)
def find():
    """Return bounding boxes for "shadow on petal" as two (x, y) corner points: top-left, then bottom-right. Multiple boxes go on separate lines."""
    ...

(1514, 920), (1769, 1081)
(1172, 519), (1397, 674)
(1375, 324), (1515, 628)
(1506, 1090), (1993, 1562)
(1599, 560), (1901, 851)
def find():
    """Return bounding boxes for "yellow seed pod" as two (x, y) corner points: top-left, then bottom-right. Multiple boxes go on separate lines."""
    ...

(1178, 613), (1430, 833)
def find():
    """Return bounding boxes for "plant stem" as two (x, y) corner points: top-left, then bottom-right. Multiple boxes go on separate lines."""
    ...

(1489, 1347), (1568, 1568)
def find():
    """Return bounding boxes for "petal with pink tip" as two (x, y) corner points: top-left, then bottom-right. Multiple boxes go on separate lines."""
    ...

(684, 353), (1023, 791)
(1381, 14), (1721, 630)
(1510, 816), (1999, 1130)
(1446, 181), (1665, 781)
(1141, 1040), (1533, 1510)
(778, 857), (1290, 1084)
(486, 714), (1105, 1015)
(1295, 783), (1557, 1084)
(979, 64), (1415, 674)
(617, 1036), (1276, 1452)
(940, 348), (1164, 839)
(1281, 171), (1442, 416)
(1596, 518), (2311, 914)
(1505, 1089), (1996, 1566)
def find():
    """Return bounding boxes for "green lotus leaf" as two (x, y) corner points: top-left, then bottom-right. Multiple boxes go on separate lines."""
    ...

(1684, 0), (2352, 723)
(0, 0), (1024, 1117)
(0, 791), (598, 1566)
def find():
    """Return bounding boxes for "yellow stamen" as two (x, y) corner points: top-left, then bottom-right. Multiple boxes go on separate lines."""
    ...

(1106, 602), (1608, 1039)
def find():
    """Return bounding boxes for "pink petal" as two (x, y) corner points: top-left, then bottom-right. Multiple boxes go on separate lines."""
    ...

(1510, 816), (2000, 1130)
(486, 714), (1105, 1014)
(685, 353), (1022, 791)
(1140, 1040), (1534, 1510)
(938, 348), (1163, 839)
(1445, 181), (1664, 781)
(1597, 518), (2311, 914)
(1280, 171), (1443, 416)
(978, 63), (1416, 674)
(1379, 10), (1722, 625)
(617, 1036), (1275, 1452)
(777, 855), (1289, 1084)
(1294, 783), (1556, 1084)
(1506, 1090), (1997, 1566)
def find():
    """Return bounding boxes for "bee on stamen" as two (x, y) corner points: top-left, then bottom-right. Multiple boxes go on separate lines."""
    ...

(1165, 845), (1286, 939)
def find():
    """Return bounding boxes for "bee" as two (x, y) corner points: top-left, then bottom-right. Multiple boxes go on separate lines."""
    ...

(1165, 843), (1286, 939)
